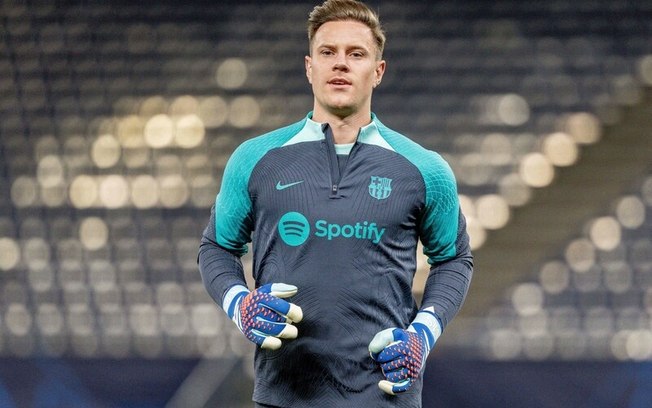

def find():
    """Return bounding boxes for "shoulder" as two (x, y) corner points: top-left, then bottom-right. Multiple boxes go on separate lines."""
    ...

(373, 119), (455, 183)
(226, 117), (308, 172)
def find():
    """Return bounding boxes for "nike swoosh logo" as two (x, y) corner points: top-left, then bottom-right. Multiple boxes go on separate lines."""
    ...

(276, 180), (304, 190)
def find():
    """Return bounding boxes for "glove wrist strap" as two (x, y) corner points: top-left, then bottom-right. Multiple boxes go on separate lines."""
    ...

(410, 306), (442, 352)
(222, 284), (250, 320)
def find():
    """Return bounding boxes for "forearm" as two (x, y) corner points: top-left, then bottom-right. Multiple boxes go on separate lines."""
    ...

(197, 208), (248, 308)
(420, 210), (474, 330)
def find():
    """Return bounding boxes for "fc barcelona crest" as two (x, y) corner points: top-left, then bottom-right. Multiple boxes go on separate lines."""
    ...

(369, 176), (392, 200)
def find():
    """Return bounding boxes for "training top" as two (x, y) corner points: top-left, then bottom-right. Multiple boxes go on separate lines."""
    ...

(199, 113), (473, 408)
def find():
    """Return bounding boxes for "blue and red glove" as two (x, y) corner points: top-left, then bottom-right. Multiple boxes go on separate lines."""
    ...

(223, 283), (303, 350)
(368, 307), (441, 395)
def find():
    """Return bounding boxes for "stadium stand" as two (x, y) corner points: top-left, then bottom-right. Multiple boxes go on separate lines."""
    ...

(1, 0), (651, 406)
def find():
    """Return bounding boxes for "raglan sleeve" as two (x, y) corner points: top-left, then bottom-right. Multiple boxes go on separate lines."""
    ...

(418, 152), (474, 331)
(198, 142), (255, 309)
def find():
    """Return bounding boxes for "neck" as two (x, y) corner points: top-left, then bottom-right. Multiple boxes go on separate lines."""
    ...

(312, 108), (372, 144)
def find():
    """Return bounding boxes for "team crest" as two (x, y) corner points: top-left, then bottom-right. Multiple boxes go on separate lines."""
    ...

(368, 176), (392, 200)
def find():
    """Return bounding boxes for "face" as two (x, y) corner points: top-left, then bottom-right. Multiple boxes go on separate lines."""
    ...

(305, 20), (385, 120)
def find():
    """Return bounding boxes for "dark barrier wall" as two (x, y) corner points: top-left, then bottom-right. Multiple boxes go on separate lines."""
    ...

(1, 357), (652, 407)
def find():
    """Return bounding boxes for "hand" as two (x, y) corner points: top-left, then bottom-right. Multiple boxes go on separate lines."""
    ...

(368, 327), (428, 395)
(230, 283), (303, 350)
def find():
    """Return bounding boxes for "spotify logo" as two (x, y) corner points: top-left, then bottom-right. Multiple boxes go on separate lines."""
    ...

(278, 212), (310, 246)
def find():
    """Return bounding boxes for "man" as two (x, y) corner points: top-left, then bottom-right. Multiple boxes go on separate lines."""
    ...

(198, 0), (473, 406)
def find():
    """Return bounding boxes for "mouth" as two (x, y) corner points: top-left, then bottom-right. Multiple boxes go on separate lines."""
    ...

(328, 77), (352, 86)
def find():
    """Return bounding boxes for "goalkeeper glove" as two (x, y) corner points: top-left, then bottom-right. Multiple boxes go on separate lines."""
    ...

(223, 282), (303, 350)
(368, 307), (441, 395)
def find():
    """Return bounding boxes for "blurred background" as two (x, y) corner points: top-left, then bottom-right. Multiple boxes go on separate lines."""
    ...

(1, 0), (652, 407)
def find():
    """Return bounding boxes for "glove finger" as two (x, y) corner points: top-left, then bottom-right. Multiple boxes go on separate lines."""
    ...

(378, 379), (412, 395)
(267, 283), (298, 298)
(260, 336), (282, 350)
(382, 367), (409, 383)
(253, 318), (298, 339)
(368, 328), (397, 357)
(258, 296), (303, 323)
(379, 356), (408, 374)
(376, 342), (408, 363)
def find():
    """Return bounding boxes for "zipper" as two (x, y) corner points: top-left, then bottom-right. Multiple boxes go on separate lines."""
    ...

(323, 125), (359, 198)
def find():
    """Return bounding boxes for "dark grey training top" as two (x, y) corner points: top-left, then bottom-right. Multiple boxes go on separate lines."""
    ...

(199, 113), (473, 408)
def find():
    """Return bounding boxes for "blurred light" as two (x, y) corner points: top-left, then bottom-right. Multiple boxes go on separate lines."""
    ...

(625, 331), (652, 361)
(28, 265), (54, 292)
(573, 265), (602, 293)
(641, 176), (652, 207)
(6, 303), (32, 336)
(229, 96), (260, 128)
(191, 304), (222, 336)
(156, 282), (185, 306)
(638, 55), (652, 85)
(175, 114), (205, 148)
(170, 95), (199, 117)
(144, 114), (175, 148)
(99, 175), (130, 208)
(561, 112), (601, 145)
(37, 303), (64, 335)
(131, 175), (159, 208)
(565, 238), (596, 272)
(498, 173), (532, 206)
(458, 153), (492, 186)
(69, 175), (98, 208)
(497, 94), (530, 126)
(139, 96), (168, 117)
(63, 136), (90, 168)
(156, 155), (183, 177)
(92, 134), (122, 168)
(160, 305), (189, 336)
(589, 216), (621, 251)
(603, 263), (632, 294)
(11, 176), (38, 207)
(519, 311), (548, 337)
(519, 153), (554, 188)
(0, 238), (20, 270)
(41, 182), (67, 207)
(465, 216), (486, 250)
(612, 75), (642, 106)
(480, 133), (513, 166)
(23, 238), (50, 271)
(80, 217), (109, 251)
(129, 304), (160, 336)
(159, 175), (189, 208)
(37, 155), (65, 187)
(476, 194), (510, 230)
(117, 115), (146, 148)
(88, 260), (117, 291)
(616, 195), (645, 229)
(538, 261), (570, 294)
(216, 58), (248, 89)
(542, 132), (578, 167)
(512, 283), (543, 316)
(34, 135), (60, 161)
(199, 96), (229, 128)
(190, 175), (216, 208)
(458, 194), (475, 218)
(488, 329), (521, 360)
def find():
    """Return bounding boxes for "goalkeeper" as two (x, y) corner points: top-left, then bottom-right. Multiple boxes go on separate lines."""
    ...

(198, 0), (473, 407)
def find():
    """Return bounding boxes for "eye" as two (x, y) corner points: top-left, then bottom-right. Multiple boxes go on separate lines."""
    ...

(320, 49), (334, 56)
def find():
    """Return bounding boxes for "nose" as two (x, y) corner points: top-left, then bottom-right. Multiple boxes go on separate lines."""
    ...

(333, 53), (349, 71)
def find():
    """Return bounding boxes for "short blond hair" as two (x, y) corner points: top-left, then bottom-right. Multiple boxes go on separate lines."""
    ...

(307, 0), (385, 59)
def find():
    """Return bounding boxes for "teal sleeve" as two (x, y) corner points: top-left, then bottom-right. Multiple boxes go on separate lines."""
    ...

(214, 141), (256, 255)
(418, 152), (459, 264)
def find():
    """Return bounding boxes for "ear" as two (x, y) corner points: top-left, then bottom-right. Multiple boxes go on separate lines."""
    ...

(375, 60), (386, 84)
(305, 55), (313, 84)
